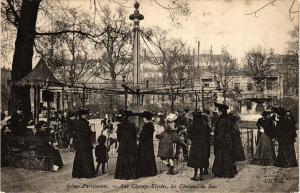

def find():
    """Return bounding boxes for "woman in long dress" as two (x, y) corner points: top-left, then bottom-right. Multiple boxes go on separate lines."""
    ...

(251, 111), (276, 166)
(275, 110), (298, 167)
(187, 111), (209, 181)
(138, 111), (157, 177)
(72, 108), (96, 178)
(212, 103), (235, 178)
(114, 110), (141, 180)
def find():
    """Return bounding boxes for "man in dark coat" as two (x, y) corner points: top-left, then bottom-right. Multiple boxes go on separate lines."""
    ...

(138, 111), (157, 177)
(114, 110), (141, 180)
(10, 109), (27, 136)
(175, 109), (190, 161)
(66, 112), (76, 150)
(229, 113), (245, 174)
(202, 109), (212, 175)
(275, 110), (298, 168)
(72, 108), (96, 178)
(212, 103), (235, 178)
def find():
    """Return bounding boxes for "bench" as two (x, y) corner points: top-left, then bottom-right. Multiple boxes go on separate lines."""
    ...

(5, 136), (55, 171)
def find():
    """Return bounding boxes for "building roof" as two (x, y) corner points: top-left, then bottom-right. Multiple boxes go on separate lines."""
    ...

(16, 59), (64, 87)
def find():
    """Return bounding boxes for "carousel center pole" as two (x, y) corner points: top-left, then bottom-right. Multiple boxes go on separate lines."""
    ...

(129, 0), (144, 126)
(130, 0), (144, 106)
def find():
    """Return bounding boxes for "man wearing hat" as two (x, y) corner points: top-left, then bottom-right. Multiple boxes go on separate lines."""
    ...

(138, 111), (157, 177)
(72, 108), (96, 178)
(212, 103), (235, 178)
(174, 109), (190, 161)
(65, 111), (76, 151)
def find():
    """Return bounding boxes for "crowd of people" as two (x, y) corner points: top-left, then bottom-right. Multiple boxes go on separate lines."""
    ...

(252, 106), (298, 168)
(1, 102), (298, 181)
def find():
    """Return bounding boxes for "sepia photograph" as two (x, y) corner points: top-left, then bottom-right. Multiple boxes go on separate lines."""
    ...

(0, 0), (299, 192)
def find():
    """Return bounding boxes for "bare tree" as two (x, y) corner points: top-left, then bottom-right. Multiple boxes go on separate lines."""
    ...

(145, 27), (192, 86)
(35, 8), (98, 85)
(90, 6), (132, 88)
(277, 26), (299, 95)
(243, 46), (274, 92)
(206, 47), (238, 94)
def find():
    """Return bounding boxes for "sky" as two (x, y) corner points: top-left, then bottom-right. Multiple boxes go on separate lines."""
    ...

(2, 0), (299, 68)
(137, 0), (298, 61)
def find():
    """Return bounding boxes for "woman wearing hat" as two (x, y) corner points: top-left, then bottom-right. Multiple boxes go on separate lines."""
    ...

(212, 103), (235, 178)
(251, 110), (276, 166)
(274, 109), (298, 168)
(187, 111), (209, 181)
(35, 121), (64, 171)
(114, 110), (141, 180)
(138, 111), (157, 177)
(156, 113), (178, 175)
(72, 108), (96, 178)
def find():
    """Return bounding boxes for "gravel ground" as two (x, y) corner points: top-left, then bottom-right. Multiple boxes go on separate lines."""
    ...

(1, 149), (298, 193)
(1, 118), (298, 193)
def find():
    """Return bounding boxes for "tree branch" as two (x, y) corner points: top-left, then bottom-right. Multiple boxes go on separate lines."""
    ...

(289, 0), (299, 21)
(245, 0), (277, 17)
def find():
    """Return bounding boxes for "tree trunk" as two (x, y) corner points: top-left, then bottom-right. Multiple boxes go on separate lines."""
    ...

(11, 0), (41, 118)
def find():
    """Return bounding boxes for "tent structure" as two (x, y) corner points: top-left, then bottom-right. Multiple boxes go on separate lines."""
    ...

(15, 58), (64, 87)
(14, 58), (65, 123)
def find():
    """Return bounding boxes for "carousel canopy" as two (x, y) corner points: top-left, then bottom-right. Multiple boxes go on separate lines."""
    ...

(15, 59), (65, 87)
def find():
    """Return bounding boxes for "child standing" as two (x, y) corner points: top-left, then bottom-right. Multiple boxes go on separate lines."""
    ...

(95, 135), (109, 174)
(156, 113), (178, 175)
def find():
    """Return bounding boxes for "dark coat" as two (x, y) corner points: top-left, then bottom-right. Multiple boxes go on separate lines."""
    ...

(138, 122), (157, 177)
(72, 118), (95, 178)
(10, 114), (27, 136)
(66, 118), (76, 138)
(116, 120), (138, 154)
(212, 114), (234, 178)
(187, 120), (209, 168)
(263, 118), (276, 139)
(231, 122), (246, 162)
(256, 118), (264, 144)
(95, 144), (108, 163)
(73, 118), (93, 151)
(275, 117), (298, 167)
(156, 125), (177, 159)
(35, 130), (64, 168)
(114, 120), (141, 180)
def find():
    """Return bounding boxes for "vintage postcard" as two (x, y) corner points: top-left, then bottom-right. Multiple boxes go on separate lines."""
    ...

(1, 0), (299, 192)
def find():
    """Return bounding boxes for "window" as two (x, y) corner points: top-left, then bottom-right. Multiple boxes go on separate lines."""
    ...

(204, 83), (209, 87)
(266, 80), (272, 90)
(234, 83), (240, 89)
(247, 83), (253, 91)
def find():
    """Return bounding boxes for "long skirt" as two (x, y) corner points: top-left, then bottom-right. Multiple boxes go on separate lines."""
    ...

(139, 148), (157, 177)
(114, 153), (141, 180)
(187, 142), (209, 169)
(212, 147), (234, 178)
(251, 133), (275, 166)
(49, 148), (63, 168)
(72, 149), (95, 178)
(231, 134), (246, 162)
(275, 143), (298, 168)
